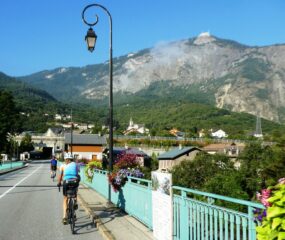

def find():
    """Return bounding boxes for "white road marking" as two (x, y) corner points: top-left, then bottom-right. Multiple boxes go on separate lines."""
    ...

(0, 165), (42, 200)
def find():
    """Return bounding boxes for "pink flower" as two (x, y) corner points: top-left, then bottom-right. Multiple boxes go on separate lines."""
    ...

(261, 198), (271, 207)
(261, 189), (271, 198)
(257, 189), (271, 207)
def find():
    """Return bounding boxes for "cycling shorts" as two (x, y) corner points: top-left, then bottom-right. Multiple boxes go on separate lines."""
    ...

(63, 178), (79, 197)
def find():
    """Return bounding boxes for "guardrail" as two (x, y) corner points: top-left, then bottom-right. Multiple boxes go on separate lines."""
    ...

(80, 166), (265, 239)
(0, 161), (24, 171)
(80, 166), (153, 229)
(172, 186), (265, 240)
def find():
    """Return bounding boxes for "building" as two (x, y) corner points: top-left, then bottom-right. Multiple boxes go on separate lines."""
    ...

(103, 147), (151, 167)
(202, 142), (245, 157)
(124, 118), (149, 135)
(157, 146), (201, 171)
(15, 127), (65, 159)
(211, 129), (228, 139)
(169, 128), (185, 138)
(54, 114), (62, 120)
(198, 129), (206, 138)
(65, 133), (107, 161)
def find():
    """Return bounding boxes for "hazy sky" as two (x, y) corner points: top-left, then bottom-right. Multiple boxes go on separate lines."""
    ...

(0, 0), (284, 76)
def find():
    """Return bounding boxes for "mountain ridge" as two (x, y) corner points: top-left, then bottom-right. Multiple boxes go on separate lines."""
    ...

(18, 33), (285, 122)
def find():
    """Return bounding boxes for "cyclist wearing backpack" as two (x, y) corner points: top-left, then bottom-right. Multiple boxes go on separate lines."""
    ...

(57, 153), (80, 225)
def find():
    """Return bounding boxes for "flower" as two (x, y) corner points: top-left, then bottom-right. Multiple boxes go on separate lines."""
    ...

(108, 168), (144, 192)
(107, 153), (144, 192)
(256, 189), (271, 208)
(256, 178), (285, 238)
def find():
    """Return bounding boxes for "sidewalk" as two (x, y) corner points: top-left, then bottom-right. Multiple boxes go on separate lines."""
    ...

(77, 184), (154, 240)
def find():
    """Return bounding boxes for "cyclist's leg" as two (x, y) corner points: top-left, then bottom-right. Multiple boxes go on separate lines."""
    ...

(63, 196), (68, 217)
(62, 181), (68, 224)
(62, 196), (68, 224)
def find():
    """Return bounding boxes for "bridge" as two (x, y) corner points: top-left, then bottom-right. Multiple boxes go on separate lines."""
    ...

(79, 166), (265, 240)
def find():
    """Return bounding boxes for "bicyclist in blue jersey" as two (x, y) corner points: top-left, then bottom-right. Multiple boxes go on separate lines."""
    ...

(50, 156), (57, 178)
(57, 153), (80, 225)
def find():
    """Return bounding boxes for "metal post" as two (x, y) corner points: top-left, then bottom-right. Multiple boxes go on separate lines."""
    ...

(71, 123), (73, 155)
(16, 142), (18, 160)
(82, 3), (113, 203)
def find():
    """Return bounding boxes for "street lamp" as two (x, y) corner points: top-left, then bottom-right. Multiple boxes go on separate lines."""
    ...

(85, 27), (97, 52)
(82, 3), (113, 203)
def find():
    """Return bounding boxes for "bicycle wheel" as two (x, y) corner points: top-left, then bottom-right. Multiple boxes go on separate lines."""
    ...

(69, 198), (75, 234)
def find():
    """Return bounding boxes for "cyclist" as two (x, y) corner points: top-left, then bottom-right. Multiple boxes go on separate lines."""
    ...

(50, 155), (57, 178)
(57, 153), (80, 225)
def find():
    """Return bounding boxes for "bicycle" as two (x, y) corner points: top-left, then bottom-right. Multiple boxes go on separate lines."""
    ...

(58, 180), (78, 234)
(51, 164), (57, 182)
(51, 170), (56, 181)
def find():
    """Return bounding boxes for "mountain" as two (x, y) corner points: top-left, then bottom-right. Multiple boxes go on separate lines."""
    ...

(19, 33), (285, 122)
(2, 71), (285, 137)
(0, 72), (58, 112)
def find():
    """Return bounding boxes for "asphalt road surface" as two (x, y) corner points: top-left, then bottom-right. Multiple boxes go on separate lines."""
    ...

(0, 161), (103, 240)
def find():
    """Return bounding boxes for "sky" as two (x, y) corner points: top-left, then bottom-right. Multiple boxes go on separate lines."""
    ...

(0, 0), (285, 77)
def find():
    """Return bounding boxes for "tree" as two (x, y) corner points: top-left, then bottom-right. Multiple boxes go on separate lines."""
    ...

(238, 142), (274, 198)
(203, 173), (249, 210)
(171, 152), (235, 190)
(260, 145), (285, 187)
(0, 91), (20, 152)
(19, 133), (34, 153)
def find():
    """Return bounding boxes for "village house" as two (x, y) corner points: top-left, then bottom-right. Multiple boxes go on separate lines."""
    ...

(157, 145), (201, 171)
(103, 146), (151, 167)
(211, 129), (228, 138)
(64, 133), (107, 161)
(202, 142), (245, 157)
(169, 128), (185, 138)
(54, 114), (62, 120)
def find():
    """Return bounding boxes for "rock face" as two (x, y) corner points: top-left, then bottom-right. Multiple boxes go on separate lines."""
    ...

(19, 33), (285, 122)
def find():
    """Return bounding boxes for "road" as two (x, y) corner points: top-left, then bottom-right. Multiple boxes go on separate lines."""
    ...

(0, 161), (103, 240)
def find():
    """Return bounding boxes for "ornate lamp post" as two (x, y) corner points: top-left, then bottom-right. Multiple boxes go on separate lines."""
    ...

(82, 3), (113, 203)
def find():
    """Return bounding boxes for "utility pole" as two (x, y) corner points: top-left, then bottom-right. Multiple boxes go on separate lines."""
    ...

(71, 109), (73, 155)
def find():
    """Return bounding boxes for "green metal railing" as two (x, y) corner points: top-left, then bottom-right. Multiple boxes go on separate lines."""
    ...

(80, 166), (265, 239)
(0, 161), (24, 171)
(173, 186), (265, 240)
(80, 166), (153, 229)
